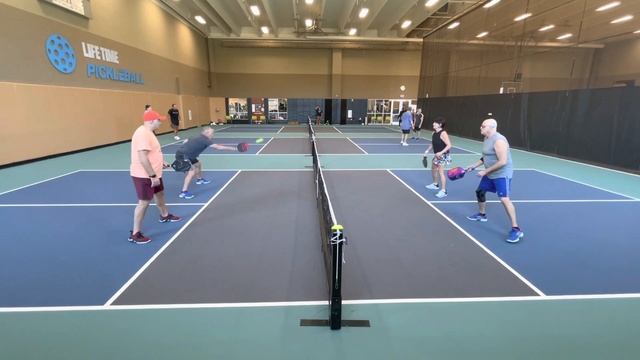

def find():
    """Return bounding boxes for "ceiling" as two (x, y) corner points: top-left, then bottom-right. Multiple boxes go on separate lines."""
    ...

(156, 0), (640, 48)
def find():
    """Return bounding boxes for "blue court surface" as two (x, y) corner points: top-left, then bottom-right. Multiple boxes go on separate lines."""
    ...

(351, 138), (477, 154)
(0, 170), (237, 307)
(392, 169), (640, 296)
(161, 137), (270, 155)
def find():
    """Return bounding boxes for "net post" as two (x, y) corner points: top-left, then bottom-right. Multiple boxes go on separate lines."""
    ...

(329, 224), (344, 330)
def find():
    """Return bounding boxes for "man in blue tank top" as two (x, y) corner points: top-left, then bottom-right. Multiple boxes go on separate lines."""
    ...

(465, 117), (523, 243)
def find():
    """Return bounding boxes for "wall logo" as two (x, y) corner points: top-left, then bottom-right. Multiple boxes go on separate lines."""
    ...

(45, 33), (77, 74)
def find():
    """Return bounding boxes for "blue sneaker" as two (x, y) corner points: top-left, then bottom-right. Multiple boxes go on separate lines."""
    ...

(506, 229), (524, 243)
(466, 213), (488, 222)
(179, 191), (195, 199)
(195, 178), (211, 185)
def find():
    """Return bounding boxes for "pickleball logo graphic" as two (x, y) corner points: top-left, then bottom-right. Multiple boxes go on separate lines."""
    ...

(45, 33), (77, 74)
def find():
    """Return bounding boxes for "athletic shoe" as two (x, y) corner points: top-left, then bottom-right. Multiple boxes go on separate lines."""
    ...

(195, 178), (211, 185)
(174, 135), (180, 140)
(128, 231), (151, 244)
(466, 213), (488, 222)
(159, 213), (182, 223)
(435, 190), (448, 198)
(178, 191), (194, 199)
(425, 183), (439, 190)
(506, 229), (524, 243)
(402, 142), (409, 146)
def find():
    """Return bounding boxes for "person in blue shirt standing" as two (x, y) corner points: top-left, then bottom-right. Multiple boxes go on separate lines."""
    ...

(399, 107), (414, 146)
(465, 116), (523, 243)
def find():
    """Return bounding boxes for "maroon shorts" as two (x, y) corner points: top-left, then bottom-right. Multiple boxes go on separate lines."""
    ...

(131, 176), (164, 201)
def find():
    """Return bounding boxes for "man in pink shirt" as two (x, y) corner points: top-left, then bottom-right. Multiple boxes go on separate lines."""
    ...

(129, 110), (181, 244)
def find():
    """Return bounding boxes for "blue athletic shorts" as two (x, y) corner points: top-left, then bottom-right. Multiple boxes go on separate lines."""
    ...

(477, 176), (512, 198)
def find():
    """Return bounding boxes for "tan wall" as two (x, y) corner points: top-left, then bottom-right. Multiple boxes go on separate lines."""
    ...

(0, 0), (208, 70)
(589, 38), (640, 88)
(210, 40), (421, 98)
(420, 42), (595, 97)
(0, 82), (210, 165)
(209, 97), (227, 123)
(0, 2), (211, 165)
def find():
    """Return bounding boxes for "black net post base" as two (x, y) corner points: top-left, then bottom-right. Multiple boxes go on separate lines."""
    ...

(300, 226), (370, 330)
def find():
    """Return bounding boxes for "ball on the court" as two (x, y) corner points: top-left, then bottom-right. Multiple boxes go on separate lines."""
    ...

(256, 138), (264, 144)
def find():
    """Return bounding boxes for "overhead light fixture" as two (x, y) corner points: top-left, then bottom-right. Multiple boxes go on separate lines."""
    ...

(401, 20), (412, 29)
(250, 5), (260, 16)
(305, 0), (314, 4)
(447, 21), (460, 29)
(611, 15), (633, 24)
(476, 31), (489, 38)
(305, 18), (313, 28)
(635, 29), (640, 34)
(359, 8), (369, 18)
(194, 15), (206, 25)
(483, 0), (501, 8)
(514, 13), (532, 21)
(596, 1), (621, 12)
(425, 0), (438, 7)
(538, 24), (555, 31)
(261, 26), (269, 34)
(349, 28), (357, 35)
(556, 33), (572, 40)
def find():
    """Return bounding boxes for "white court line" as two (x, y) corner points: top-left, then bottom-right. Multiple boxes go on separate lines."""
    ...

(104, 170), (242, 306)
(430, 199), (640, 204)
(0, 170), (80, 197)
(256, 137), (275, 155)
(0, 203), (206, 207)
(276, 126), (284, 134)
(311, 153), (480, 156)
(510, 146), (640, 179)
(345, 137), (368, 154)
(532, 169), (639, 200)
(332, 126), (344, 134)
(3, 292), (640, 313)
(80, 168), (313, 172)
(386, 169), (545, 297)
(161, 139), (185, 148)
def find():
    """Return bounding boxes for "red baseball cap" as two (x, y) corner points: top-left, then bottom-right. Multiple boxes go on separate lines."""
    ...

(143, 110), (166, 122)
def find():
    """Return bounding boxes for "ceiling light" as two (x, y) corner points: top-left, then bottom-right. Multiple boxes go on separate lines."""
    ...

(514, 13), (532, 21)
(476, 31), (489, 38)
(538, 24), (555, 31)
(635, 29), (640, 34)
(261, 26), (269, 34)
(596, 1), (621, 12)
(611, 15), (633, 24)
(194, 15), (206, 25)
(401, 20), (412, 29)
(305, 18), (313, 28)
(349, 28), (357, 35)
(359, 8), (369, 18)
(425, 0), (438, 7)
(447, 21), (460, 29)
(483, 0), (501, 8)
(556, 33), (572, 40)
(250, 5), (260, 16)
(305, 0), (314, 4)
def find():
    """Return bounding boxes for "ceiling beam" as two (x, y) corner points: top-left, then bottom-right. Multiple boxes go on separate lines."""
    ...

(193, 0), (231, 35)
(205, 0), (242, 36)
(234, 0), (260, 34)
(292, 0), (300, 34)
(375, 0), (420, 37)
(359, 0), (388, 34)
(262, 0), (279, 36)
(337, 0), (357, 32)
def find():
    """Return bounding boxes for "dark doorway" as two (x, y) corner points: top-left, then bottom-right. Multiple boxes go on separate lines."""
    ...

(324, 99), (332, 124)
